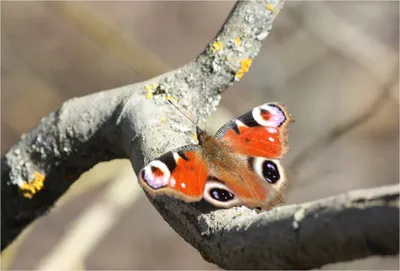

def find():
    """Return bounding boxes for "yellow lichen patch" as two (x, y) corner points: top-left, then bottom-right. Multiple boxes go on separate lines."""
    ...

(146, 91), (153, 99)
(193, 132), (198, 142)
(152, 83), (159, 89)
(20, 171), (45, 199)
(235, 58), (253, 79)
(145, 84), (154, 99)
(235, 36), (241, 46)
(212, 41), (223, 53)
(165, 95), (179, 103)
(266, 3), (275, 11)
(160, 117), (167, 123)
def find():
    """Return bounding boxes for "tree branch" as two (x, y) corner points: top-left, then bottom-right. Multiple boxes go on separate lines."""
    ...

(1, 0), (284, 252)
(151, 184), (399, 269)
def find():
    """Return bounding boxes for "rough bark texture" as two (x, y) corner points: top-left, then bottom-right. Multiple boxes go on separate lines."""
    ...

(1, 0), (399, 269)
(151, 185), (399, 269)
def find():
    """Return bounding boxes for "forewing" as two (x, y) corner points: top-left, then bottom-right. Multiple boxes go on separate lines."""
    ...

(215, 103), (293, 159)
(138, 146), (209, 202)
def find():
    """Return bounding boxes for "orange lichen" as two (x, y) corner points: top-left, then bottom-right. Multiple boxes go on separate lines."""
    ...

(235, 58), (253, 79)
(20, 171), (45, 199)
(212, 41), (223, 53)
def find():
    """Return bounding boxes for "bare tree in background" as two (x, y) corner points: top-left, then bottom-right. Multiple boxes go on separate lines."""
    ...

(1, 0), (398, 269)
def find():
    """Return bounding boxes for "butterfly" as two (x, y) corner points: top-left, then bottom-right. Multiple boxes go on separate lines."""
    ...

(138, 102), (293, 210)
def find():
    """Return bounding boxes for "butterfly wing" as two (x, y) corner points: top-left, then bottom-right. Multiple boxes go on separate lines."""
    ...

(200, 154), (287, 210)
(245, 156), (288, 209)
(214, 103), (293, 159)
(138, 103), (293, 210)
(202, 103), (293, 210)
(138, 146), (209, 202)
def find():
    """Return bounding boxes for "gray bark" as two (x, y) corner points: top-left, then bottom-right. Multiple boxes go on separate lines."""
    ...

(151, 184), (399, 269)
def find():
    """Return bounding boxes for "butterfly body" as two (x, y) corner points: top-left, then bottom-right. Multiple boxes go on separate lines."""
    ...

(139, 103), (293, 210)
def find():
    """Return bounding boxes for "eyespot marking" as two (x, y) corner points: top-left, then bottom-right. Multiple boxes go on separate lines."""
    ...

(210, 188), (234, 202)
(203, 180), (242, 207)
(260, 108), (271, 121)
(140, 160), (171, 189)
(253, 104), (287, 127)
(262, 160), (280, 183)
(251, 157), (281, 184)
(151, 166), (164, 177)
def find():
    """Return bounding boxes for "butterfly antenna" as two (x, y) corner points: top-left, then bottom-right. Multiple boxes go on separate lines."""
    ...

(167, 100), (203, 131)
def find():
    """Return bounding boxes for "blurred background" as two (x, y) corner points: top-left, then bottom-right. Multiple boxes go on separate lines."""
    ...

(1, 1), (399, 270)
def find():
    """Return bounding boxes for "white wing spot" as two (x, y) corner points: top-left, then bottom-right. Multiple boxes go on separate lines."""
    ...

(181, 182), (186, 188)
(268, 137), (275, 142)
(170, 177), (176, 187)
(173, 152), (181, 162)
(235, 119), (247, 127)
(267, 127), (277, 134)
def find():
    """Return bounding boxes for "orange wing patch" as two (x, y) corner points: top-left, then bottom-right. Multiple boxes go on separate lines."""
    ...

(138, 150), (209, 203)
(217, 103), (293, 159)
(224, 125), (283, 158)
(167, 152), (208, 201)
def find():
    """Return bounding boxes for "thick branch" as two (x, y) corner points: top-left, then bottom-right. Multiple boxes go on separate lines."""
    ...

(1, 0), (283, 251)
(150, 184), (399, 269)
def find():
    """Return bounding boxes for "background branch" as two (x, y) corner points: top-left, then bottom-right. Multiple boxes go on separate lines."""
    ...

(287, 68), (399, 189)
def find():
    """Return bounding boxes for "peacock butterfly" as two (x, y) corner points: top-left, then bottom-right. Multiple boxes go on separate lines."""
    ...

(138, 102), (293, 210)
